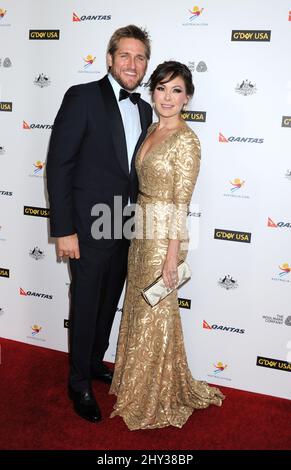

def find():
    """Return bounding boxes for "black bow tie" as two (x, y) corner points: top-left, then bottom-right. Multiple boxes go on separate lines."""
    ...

(119, 88), (141, 105)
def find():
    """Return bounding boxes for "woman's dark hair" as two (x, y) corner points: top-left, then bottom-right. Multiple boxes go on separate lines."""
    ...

(149, 61), (194, 96)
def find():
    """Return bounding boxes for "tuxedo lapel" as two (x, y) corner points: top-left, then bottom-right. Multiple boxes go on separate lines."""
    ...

(99, 76), (129, 176)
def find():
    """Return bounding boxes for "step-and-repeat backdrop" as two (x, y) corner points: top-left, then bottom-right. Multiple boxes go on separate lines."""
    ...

(0, 0), (290, 400)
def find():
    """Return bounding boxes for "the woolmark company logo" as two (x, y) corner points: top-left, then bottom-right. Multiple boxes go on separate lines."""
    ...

(285, 169), (291, 180)
(34, 73), (51, 88)
(218, 275), (238, 290)
(29, 30), (60, 40)
(0, 101), (12, 112)
(214, 229), (251, 244)
(181, 111), (206, 122)
(235, 79), (257, 96)
(29, 247), (45, 261)
(188, 61), (207, 73)
(0, 145), (5, 155)
(219, 133), (264, 144)
(262, 314), (291, 327)
(231, 30), (271, 42)
(282, 116), (291, 128)
(72, 12), (111, 21)
(0, 57), (12, 67)
(23, 206), (50, 218)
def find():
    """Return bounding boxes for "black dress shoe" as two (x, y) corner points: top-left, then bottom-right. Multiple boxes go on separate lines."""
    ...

(92, 363), (113, 384)
(68, 387), (102, 423)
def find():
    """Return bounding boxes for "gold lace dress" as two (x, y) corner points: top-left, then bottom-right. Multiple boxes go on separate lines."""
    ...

(110, 123), (224, 430)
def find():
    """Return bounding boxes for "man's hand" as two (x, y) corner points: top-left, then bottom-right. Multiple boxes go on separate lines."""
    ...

(56, 233), (80, 259)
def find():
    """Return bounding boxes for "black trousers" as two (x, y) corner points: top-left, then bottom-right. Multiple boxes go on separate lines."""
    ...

(68, 239), (129, 392)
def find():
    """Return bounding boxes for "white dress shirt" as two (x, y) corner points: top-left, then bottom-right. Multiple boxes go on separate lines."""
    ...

(108, 74), (142, 171)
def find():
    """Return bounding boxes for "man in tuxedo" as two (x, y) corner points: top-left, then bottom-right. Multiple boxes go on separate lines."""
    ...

(46, 25), (152, 423)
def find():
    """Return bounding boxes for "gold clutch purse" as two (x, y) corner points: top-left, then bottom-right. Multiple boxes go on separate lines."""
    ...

(141, 261), (191, 307)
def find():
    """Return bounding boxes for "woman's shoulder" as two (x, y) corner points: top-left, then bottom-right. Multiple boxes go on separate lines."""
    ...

(180, 123), (200, 140)
(179, 124), (201, 152)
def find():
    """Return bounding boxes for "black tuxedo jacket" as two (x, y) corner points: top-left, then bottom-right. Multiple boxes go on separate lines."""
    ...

(46, 75), (152, 247)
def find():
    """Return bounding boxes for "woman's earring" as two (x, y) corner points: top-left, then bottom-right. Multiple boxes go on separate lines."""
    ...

(152, 102), (156, 110)
(182, 103), (187, 111)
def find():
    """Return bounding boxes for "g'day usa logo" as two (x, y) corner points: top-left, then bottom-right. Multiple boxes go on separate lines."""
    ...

(29, 30), (60, 40)
(0, 102), (12, 112)
(181, 111), (206, 122)
(214, 229), (251, 244)
(23, 206), (49, 218)
(282, 116), (291, 128)
(231, 30), (271, 42)
(0, 267), (9, 278)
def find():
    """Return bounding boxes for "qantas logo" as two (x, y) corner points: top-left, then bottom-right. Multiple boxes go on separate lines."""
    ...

(203, 320), (245, 334)
(20, 287), (53, 300)
(219, 132), (264, 144)
(23, 120), (52, 130)
(72, 12), (111, 21)
(268, 217), (291, 229)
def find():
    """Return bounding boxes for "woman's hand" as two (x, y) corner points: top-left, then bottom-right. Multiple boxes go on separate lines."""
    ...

(162, 256), (178, 289)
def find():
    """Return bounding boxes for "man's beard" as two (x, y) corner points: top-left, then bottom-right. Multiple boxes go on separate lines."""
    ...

(110, 70), (142, 91)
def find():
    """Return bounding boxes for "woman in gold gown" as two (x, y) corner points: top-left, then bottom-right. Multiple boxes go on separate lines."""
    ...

(110, 61), (224, 430)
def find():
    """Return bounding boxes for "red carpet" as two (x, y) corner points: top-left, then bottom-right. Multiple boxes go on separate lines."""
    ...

(0, 338), (290, 450)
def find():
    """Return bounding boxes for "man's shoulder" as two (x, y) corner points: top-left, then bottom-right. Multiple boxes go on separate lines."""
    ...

(66, 75), (107, 95)
(65, 78), (106, 96)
